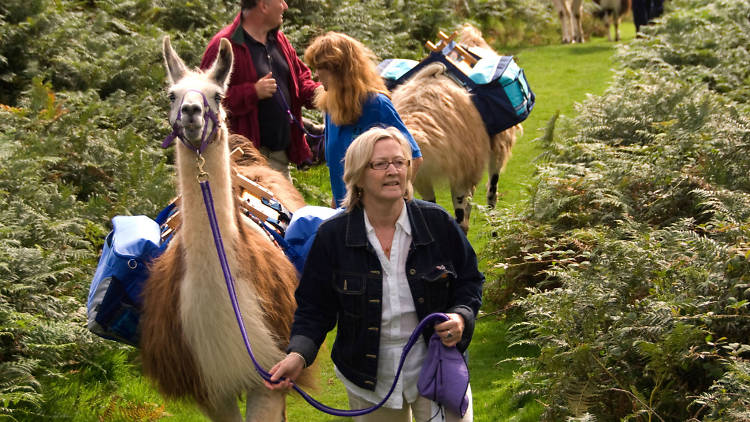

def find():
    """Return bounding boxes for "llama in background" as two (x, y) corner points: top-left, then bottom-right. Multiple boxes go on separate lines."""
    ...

(594, 0), (632, 41)
(553, 0), (633, 43)
(391, 25), (521, 233)
(552, 0), (585, 43)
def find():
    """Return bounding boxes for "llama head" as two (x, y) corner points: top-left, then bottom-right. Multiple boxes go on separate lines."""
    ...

(162, 36), (233, 151)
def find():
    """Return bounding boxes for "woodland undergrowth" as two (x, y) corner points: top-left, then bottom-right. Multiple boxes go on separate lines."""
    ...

(483, 0), (750, 420)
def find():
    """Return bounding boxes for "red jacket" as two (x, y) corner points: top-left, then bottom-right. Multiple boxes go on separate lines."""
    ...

(200, 13), (319, 165)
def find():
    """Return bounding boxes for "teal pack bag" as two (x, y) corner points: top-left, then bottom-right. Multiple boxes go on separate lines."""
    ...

(379, 45), (534, 136)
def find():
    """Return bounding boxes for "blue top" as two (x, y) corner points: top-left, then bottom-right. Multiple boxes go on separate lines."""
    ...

(325, 93), (422, 206)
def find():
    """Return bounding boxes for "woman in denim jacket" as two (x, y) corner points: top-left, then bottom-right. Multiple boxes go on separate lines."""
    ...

(266, 126), (484, 422)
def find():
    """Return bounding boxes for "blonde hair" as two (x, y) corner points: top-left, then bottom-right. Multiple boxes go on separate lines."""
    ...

(341, 126), (414, 211)
(304, 32), (389, 126)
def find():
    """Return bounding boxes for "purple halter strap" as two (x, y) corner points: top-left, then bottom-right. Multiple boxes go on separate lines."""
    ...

(162, 89), (220, 153)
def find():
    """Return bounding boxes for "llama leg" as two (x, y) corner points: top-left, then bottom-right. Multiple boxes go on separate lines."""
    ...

(450, 185), (472, 234)
(414, 177), (437, 203)
(199, 395), (242, 422)
(486, 151), (500, 208)
(244, 389), (286, 422)
(552, 0), (570, 43)
(615, 15), (621, 41)
(560, 1), (571, 43)
(573, 0), (584, 42)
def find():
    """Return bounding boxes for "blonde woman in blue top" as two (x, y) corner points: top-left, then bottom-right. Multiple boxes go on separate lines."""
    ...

(304, 32), (423, 207)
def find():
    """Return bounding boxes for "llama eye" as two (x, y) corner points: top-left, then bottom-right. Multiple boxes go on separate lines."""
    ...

(168, 92), (176, 102)
(214, 93), (223, 103)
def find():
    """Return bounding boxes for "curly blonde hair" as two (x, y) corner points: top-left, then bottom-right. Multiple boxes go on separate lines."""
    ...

(304, 32), (389, 126)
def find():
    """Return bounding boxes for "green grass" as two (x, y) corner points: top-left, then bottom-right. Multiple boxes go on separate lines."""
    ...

(427, 30), (633, 421)
(43, 31), (629, 422)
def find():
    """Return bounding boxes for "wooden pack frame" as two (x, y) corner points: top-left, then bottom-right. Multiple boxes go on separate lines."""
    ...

(425, 30), (478, 74)
(159, 147), (292, 245)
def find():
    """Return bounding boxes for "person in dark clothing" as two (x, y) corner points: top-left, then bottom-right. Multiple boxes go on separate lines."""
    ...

(265, 126), (483, 422)
(200, 0), (321, 179)
(632, 0), (665, 33)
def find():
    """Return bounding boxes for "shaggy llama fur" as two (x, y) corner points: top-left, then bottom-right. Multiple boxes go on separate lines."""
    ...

(140, 37), (311, 422)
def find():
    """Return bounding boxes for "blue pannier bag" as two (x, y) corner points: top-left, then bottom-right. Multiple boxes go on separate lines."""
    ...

(87, 204), (175, 346)
(283, 206), (340, 275)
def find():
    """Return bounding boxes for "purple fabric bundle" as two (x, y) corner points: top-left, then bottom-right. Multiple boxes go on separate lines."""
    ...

(418, 333), (470, 417)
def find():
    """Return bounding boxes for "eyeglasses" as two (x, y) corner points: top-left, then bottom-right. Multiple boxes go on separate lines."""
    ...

(368, 158), (410, 171)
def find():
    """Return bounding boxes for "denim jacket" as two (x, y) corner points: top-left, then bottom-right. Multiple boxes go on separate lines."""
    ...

(287, 199), (484, 391)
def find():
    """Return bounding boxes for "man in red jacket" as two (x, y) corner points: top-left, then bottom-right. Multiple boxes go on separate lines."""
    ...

(201, 0), (321, 179)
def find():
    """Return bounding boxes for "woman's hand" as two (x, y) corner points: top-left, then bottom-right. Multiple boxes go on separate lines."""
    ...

(263, 352), (306, 391)
(434, 313), (465, 347)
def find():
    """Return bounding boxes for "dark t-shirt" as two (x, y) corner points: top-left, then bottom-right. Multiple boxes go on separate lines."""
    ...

(244, 29), (292, 151)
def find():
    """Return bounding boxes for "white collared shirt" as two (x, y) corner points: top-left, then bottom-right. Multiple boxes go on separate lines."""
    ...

(335, 203), (427, 409)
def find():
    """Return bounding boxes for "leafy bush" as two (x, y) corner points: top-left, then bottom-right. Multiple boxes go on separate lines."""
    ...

(484, 0), (750, 419)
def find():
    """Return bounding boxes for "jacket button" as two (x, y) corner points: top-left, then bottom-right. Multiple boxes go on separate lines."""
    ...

(418, 297), (424, 304)
(409, 268), (416, 275)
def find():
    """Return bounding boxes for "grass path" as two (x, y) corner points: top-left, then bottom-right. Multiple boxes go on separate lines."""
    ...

(466, 28), (634, 421)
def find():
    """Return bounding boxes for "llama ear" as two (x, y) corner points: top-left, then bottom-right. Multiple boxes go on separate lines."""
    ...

(163, 36), (187, 84)
(208, 38), (233, 89)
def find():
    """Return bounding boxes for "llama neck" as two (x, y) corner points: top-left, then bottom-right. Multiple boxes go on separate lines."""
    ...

(174, 130), (238, 256)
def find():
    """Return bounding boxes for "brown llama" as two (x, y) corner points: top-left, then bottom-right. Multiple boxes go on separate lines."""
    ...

(139, 37), (312, 422)
(391, 24), (522, 233)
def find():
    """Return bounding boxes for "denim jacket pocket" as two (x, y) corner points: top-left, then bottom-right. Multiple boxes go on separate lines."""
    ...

(333, 272), (367, 319)
(421, 263), (457, 311)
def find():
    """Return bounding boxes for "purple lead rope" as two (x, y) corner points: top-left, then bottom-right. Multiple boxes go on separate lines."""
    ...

(272, 90), (324, 140)
(200, 179), (447, 416)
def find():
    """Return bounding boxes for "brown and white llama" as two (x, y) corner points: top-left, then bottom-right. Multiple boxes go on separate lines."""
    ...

(391, 24), (521, 233)
(139, 36), (311, 422)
